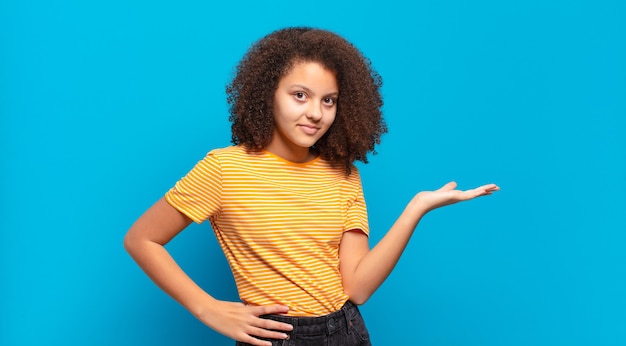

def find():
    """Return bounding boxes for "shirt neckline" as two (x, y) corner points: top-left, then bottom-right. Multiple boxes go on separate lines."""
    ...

(261, 149), (321, 167)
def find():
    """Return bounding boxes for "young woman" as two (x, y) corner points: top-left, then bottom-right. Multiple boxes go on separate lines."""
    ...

(124, 27), (499, 346)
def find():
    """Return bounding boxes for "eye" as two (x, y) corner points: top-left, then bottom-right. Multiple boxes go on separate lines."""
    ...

(294, 92), (306, 101)
(323, 97), (336, 106)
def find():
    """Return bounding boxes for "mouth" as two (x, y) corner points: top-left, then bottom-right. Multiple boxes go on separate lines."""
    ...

(298, 124), (320, 135)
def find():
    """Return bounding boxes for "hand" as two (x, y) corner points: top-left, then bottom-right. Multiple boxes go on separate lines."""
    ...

(412, 181), (499, 213)
(195, 300), (293, 346)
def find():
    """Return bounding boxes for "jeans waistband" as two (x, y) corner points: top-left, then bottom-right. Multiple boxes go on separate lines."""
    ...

(261, 300), (359, 336)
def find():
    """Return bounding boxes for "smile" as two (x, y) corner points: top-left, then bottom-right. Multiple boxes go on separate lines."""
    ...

(298, 124), (320, 135)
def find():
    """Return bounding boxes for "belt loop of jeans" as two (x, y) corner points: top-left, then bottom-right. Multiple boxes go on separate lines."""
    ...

(342, 300), (355, 335)
(344, 303), (352, 335)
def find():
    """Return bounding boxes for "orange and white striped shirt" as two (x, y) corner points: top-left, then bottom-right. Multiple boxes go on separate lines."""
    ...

(165, 145), (369, 316)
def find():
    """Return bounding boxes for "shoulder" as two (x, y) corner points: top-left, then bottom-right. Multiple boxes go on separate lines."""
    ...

(208, 145), (245, 157)
(205, 145), (257, 162)
(203, 145), (273, 173)
(339, 164), (363, 190)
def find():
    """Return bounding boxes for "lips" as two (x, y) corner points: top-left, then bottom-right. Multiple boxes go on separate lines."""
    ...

(298, 124), (320, 135)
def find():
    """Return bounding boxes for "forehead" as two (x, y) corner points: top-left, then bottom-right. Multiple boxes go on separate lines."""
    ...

(279, 61), (338, 91)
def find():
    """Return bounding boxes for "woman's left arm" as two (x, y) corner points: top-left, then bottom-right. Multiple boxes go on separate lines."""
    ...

(339, 181), (499, 305)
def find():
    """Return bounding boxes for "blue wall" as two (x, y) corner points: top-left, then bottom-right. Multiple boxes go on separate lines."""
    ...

(2, 1), (625, 345)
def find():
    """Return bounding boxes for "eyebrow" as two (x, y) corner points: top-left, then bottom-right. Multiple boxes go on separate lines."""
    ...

(290, 84), (339, 97)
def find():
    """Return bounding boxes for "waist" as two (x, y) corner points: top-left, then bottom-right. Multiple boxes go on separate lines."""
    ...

(238, 279), (349, 316)
(260, 300), (360, 336)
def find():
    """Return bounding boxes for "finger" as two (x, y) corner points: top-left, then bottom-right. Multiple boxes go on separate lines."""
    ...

(248, 325), (290, 341)
(482, 183), (499, 191)
(437, 181), (457, 192)
(481, 185), (500, 195)
(238, 334), (273, 346)
(470, 183), (496, 190)
(255, 316), (293, 332)
(250, 304), (290, 316)
(467, 184), (499, 197)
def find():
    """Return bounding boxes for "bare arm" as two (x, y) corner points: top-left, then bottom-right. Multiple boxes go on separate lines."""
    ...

(339, 182), (499, 304)
(124, 197), (292, 346)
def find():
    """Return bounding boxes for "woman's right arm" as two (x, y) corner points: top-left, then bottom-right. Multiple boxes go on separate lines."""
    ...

(123, 197), (292, 346)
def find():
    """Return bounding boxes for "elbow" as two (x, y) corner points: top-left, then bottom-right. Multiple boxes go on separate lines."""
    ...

(123, 231), (139, 255)
(344, 286), (372, 306)
(350, 296), (369, 305)
(123, 234), (132, 254)
(348, 293), (370, 306)
(123, 232), (147, 263)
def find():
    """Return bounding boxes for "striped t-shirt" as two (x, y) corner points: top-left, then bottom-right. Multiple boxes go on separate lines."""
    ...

(165, 145), (369, 316)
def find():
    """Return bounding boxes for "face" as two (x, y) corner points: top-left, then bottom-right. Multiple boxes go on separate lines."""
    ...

(267, 61), (338, 163)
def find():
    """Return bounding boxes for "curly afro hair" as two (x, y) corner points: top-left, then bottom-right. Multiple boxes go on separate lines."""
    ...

(226, 27), (386, 174)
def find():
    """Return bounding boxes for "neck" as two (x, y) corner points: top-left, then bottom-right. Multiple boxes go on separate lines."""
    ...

(265, 130), (319, 163)
(265, 145), (316, 163)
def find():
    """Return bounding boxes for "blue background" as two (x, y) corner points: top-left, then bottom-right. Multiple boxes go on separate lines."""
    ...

(2, 0), (625, 345)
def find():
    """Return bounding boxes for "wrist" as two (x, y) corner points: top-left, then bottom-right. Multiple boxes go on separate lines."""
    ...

(188, 294), (218, 318)
(408, 193), (431, 215)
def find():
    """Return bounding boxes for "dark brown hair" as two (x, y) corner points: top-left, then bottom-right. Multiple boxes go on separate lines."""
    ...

(227, 27), (386, 174)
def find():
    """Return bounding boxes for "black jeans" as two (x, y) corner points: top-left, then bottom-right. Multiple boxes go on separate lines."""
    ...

(236, 301), (371, 346)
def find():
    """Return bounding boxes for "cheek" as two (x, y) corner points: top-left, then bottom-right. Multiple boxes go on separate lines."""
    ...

(326, 110), (337, 125)
(275, 98), (301, 117)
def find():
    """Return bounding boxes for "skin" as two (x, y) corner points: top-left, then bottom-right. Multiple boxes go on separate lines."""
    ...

(124, 61), (499, 346)
(266, 61), (338, 163)
(339, 181), (499, 305)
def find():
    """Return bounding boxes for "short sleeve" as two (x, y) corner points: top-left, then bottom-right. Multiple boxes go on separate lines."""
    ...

(343, 168), (370, 236)
(164, 151), (223, 223)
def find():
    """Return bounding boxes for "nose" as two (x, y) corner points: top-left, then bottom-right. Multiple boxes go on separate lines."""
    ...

(305, 100), (323, 121)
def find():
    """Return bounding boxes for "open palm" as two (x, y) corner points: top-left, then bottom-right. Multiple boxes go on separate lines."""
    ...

(414, 181), (500, 212)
